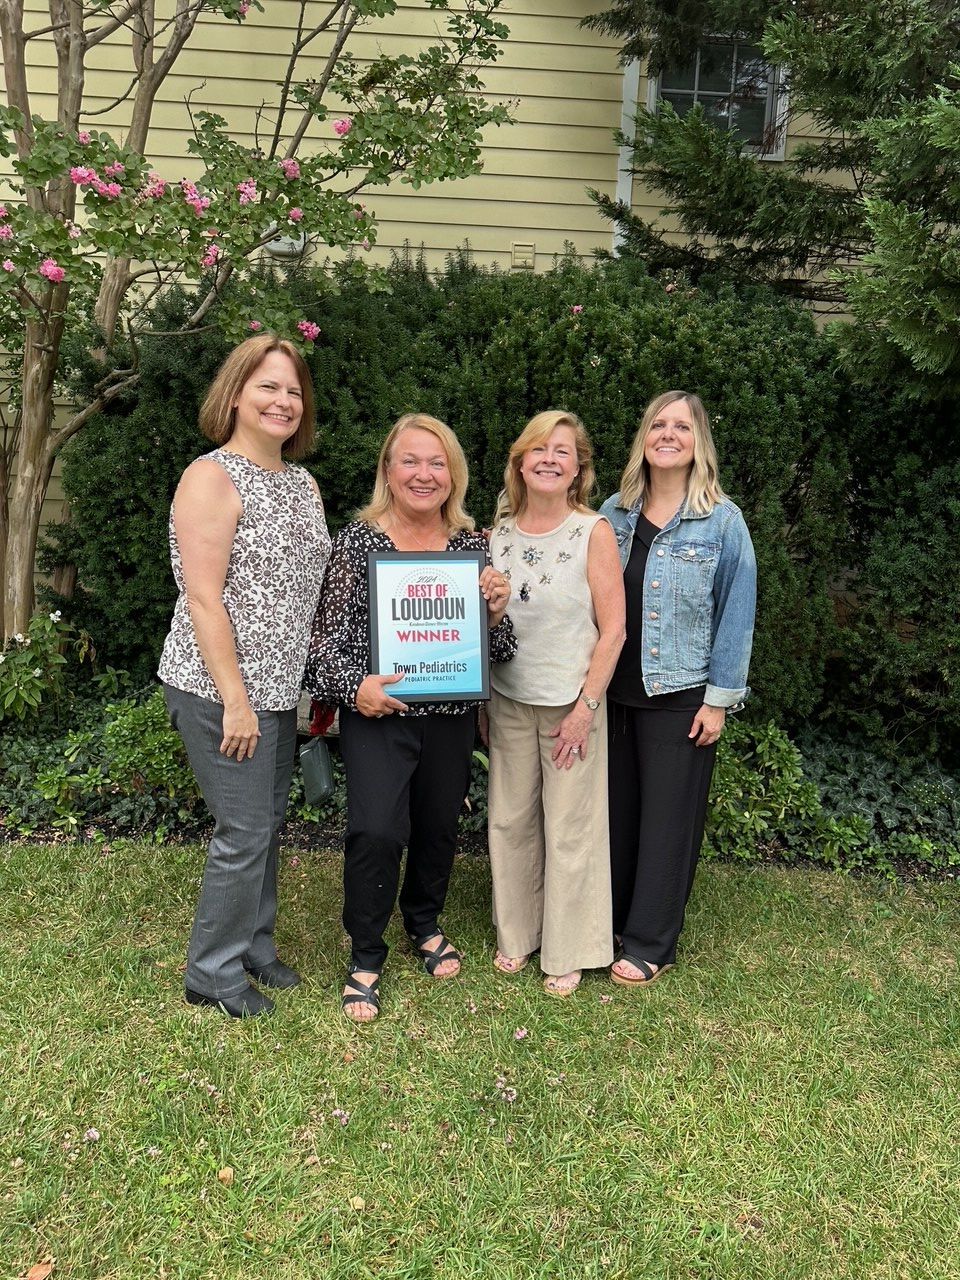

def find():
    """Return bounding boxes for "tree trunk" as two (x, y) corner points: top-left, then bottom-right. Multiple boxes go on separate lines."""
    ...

(2, 312), (61, 637)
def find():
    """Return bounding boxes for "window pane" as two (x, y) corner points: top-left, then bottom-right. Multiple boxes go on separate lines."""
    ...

(734, 44), (770, 95)
(697, 43), (734, 93)
(699, 95), (731, 129)
(660, 58), (697, 92)
(731, 97), (766, 144)
(660, 92), (696, 118)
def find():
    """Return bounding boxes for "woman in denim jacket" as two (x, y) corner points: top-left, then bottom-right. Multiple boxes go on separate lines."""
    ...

(598, 391), (756, 987)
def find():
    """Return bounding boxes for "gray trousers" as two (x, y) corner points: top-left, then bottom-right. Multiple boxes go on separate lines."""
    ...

(164, 684), (298, 998)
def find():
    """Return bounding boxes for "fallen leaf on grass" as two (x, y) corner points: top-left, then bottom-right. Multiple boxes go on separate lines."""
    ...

(217, 1166), (234, 1186)
(343, 1051), (355, 1063)
(348, 1195), (365, 1211)
(25, 1264), (54, 1280)
(304, 1154), (320, 1167)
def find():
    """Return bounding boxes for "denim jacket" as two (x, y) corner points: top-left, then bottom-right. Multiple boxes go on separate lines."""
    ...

(598, 492), (757, 709)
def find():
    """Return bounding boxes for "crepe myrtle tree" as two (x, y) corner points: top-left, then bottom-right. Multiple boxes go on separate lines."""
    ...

(0, 0), (510, 637)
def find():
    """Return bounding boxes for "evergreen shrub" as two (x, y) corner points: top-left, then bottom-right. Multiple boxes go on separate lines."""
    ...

(46, 257), (846, 726)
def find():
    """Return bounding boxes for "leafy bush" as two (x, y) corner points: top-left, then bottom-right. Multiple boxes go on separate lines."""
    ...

(45, 257), (847, 728)
(0, 610), (89, 721)
(1, 688), (202, 836)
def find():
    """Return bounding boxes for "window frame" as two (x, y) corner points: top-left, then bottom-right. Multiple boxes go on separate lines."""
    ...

(646, 38), (790, 162)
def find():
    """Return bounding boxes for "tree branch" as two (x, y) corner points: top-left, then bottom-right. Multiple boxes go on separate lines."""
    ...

(85, 0), (145, 48)
(48, 371), (142, 456)
(286, 4), (359, 157)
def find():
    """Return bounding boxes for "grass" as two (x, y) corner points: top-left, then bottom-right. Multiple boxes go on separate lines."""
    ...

(1, 840), (958, 1280)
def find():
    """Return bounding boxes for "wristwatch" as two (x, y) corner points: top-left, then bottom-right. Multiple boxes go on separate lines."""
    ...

(580, 692), (600, 711)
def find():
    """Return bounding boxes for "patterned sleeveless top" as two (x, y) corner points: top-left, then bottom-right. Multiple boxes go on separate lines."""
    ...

(489, 510), (603, 705)
(158, 448), (331, 711)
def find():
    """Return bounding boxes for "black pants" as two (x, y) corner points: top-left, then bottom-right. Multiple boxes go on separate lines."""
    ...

(338, 708), (475, 971)
(607, 700), (717, 967)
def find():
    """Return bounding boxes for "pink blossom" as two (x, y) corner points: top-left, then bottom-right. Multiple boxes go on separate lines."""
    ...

(0, 225), (12, 241)
(0, 205), (7, 219)
(66, 222), (82, 239)
(280, 158), (300, 180)
(248, 320), (262, 331)
(288, 207), (303, 223)
(361, 238), (371, 251)
(104, 162), (125, 177)
(514, 1027), (528, 1041)
(181, 180), (212, 216)
(83, 1128), (100, 1143)
(92, 179), (122, 199)
(289, 854), (301, 867)
(570, 304), (583, 315)
(236, 178), (258, 205)
(77, 130), (91, 144)
(238, 0), (250, 15)
(201, 243), (220, 268)
(70, 166), (97, 185)
(2, 260), (14, 272)
(39, 257), (66, 283)
(297, 320), (320, 342)
(142, 172), (166, 199)
(352, 207), (363, 221)
(333, 118), (352, 137)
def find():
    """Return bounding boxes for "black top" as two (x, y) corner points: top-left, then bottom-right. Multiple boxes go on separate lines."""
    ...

(304, 520), (517, 716)
(608, 514), (704, 710)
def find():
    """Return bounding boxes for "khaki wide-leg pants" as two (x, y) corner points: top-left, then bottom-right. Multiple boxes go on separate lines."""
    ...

(487, 688), (613, 975)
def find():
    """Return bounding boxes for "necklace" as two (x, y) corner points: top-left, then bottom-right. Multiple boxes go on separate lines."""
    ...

(390, 513), (447, 552)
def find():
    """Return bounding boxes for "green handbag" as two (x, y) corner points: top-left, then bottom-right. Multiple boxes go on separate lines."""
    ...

(299, 734), (335, 805)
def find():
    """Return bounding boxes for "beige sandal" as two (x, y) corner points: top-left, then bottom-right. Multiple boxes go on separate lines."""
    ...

(493, 951), (530, 974)
(543, 971), (582, 997)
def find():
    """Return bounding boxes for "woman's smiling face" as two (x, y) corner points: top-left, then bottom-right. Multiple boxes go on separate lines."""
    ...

(519, 424), (579, 498)
(386, 427), (452, 522)
(232, 350), (303, 446)
(643, 398), (695, 474)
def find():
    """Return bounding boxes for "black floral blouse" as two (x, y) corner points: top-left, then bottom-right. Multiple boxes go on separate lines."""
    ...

(305, 521), (517, 716)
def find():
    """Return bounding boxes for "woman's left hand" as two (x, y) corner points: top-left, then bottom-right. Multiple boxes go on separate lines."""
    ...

(689, 704), (725, 746)
(549, 703), (594, 769)
(480, 566), (511, 628)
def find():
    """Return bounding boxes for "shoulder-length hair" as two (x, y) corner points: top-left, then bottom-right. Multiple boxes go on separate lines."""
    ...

(494, 409), (596, 523)
(618, 391), (726, 516)
(355, 412), (475, 534)
(198, 334), (316, 460)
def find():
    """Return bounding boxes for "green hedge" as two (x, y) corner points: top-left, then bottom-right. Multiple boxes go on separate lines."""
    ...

(3, 686), (956, 876)
(43, 257), (847, 731)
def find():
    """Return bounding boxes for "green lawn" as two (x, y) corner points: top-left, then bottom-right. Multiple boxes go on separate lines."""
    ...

(1, 840), (958, 1280)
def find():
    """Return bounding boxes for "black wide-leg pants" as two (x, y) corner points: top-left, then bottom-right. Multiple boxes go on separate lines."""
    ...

(607, 700), (717, 967)
(338, 708), (475, 972)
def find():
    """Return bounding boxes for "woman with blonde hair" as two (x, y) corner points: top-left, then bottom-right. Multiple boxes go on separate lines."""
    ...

(600, 391), (756, 987)
(486, 410), (625, 996)
(159, 334), (330, 1018)
(306, 413), (515, 1021)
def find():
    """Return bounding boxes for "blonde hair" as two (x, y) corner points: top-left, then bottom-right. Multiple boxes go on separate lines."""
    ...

(199, 334), (316, 460)
(618, 391), (726, 516)
(355, 413), (475, 534)
(494, 410), (596, 523)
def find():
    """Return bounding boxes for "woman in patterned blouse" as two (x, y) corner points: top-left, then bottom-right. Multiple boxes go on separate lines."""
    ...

(306, 413), (515, 1022)
(159, 336), (331, 1019)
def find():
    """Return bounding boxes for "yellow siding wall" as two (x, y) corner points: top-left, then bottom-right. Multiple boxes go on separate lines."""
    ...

(11, 0), (631, 270)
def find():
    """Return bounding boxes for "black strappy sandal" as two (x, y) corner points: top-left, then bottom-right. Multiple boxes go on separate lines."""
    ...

(610, 955), (673, 988)
(341, 968), (381, 1021)
(408, 931), (462, 979)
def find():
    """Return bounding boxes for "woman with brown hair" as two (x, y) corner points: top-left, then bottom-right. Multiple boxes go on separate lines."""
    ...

(306, 413), (515, 1022)
(159, 334), (330, 1018)
(486, 410), (625, 996)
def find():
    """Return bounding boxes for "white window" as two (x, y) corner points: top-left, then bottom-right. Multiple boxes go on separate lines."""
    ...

(650, 39), (789, 160)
